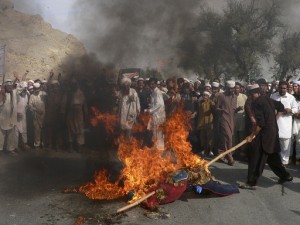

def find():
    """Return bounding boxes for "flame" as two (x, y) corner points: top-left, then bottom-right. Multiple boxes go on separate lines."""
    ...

(80, 107), (210, 201)
(90, 106), (118, 136)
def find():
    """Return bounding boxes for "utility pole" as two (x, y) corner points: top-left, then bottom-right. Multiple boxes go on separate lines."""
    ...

(0, 45), (6, 83)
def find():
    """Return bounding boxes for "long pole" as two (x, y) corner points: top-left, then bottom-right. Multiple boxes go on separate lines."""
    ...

(0, 45), (6, 83)
(116, 191), (156, 213)
(206, 138), (249, 167)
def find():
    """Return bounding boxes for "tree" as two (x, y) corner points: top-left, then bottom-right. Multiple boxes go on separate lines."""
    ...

(178, 0), (282, 81)
(274, 32), (300, 80)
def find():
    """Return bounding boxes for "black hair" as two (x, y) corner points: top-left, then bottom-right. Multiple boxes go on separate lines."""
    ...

(279, 80), (288, 87)
(248, 87), (261, 95)
(177, 77), (184, 84)
(149, 77), (158, 84)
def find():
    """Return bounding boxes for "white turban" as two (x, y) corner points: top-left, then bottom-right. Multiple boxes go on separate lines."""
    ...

(293, 80), (300, 86)
(203, 91), (211, 97)
(120, 77), (132, 86)
(33, 83), (41, 88)
(226, 80), (235, 88)
(248, 84), (260, 91)
(4, 79), (13, 85)
(20, 81), (28, 88)
(205, 83), (211, 88)
(212, 82), (220, 88)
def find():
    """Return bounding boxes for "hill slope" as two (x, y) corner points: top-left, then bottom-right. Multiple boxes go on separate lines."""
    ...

(0, 0), (86, 80)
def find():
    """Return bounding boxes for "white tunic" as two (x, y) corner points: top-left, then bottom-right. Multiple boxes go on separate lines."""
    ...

(147, 87), (166, 130)
(119, 88), (140, 130)
(16, 93), (28, 133)
(0, 90), (18, 130)
(271, 92), (298, 139)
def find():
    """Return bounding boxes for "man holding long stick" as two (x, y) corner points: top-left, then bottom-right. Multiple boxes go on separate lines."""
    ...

(243, 84), (293, 189)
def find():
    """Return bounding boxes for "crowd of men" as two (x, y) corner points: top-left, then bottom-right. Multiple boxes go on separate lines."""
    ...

(0, 70), (298, 187)
(117, 75), (297, 187)
(0, 70), (88, 154)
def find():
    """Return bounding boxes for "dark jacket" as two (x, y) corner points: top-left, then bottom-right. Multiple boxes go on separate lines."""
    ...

(252, 95), (284, 154)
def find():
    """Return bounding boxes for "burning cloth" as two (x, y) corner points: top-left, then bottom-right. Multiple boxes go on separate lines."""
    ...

(142, 169), (239, 209)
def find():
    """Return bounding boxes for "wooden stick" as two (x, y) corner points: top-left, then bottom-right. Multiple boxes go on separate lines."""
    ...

(117, 191), (156, 213)
(206, 137), (252, 167)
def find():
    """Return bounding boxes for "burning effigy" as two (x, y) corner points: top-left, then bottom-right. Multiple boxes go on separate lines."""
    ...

(77, 107), (239, 212)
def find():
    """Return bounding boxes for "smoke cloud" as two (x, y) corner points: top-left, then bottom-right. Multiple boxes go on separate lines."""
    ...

(69, 0), (203, 72)
(10, 0), (300, 78)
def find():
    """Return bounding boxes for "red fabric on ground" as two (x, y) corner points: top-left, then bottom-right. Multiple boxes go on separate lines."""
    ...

(144, 179), (187, 209)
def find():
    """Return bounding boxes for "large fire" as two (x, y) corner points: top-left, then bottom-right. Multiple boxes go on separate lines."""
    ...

(79, 108), (210, 202)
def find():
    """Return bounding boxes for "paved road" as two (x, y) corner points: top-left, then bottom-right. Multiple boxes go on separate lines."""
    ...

(0, 149), (299, 225)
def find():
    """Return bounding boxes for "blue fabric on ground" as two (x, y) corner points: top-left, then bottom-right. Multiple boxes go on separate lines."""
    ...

(201, 180), (240, 196)
(171, 170), (188, 182)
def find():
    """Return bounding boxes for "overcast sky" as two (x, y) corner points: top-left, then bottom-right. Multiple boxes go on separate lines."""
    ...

(12, 0), (75, 33)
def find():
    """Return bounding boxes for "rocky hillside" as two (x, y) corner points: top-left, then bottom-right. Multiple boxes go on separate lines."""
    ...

(0, 0), (86, 80)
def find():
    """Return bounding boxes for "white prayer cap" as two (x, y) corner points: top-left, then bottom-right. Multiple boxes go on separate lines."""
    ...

(4, 79), (13, 86)
(205, 83), (211, 88)
(137, 77), (144, 81)
(145, 77), (150, 81)
(293, 80), (300, 86)
(41, 79), (47, 83)
(226, 80), (235, 88)
(212, 82), (220, 88)
(194, 80), (201, 84)
(33, 83), (41, 88)
(157, 81), (161, 85)
(183, 78), (189, 83)
(120, 77), (132, 86)
(203, 91), (211, 97)
(20, 81), (28, 88)
(248, 84), (260, 91)
(28, 80), (34, 84)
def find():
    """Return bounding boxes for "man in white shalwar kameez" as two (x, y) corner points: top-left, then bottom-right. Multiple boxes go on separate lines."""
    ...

(145, 78), (166, 151)
(291, 80), (300, 165)
(28, 83), (46, 149)
(16, 81), (30, 150)
(0, 79), (18, 154)
(118, 77), (140, 139)
(271, 81), (298, 165)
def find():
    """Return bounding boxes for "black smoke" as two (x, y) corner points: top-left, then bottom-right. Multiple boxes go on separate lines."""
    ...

(70, 0), (203, 72)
